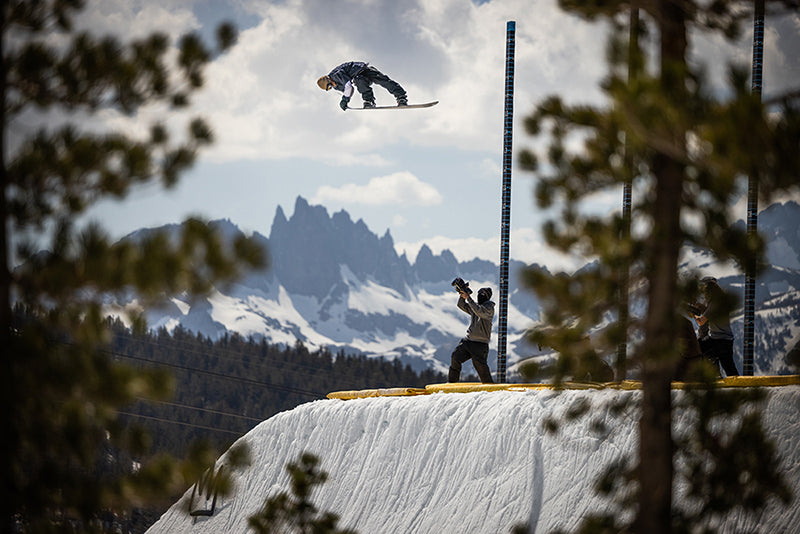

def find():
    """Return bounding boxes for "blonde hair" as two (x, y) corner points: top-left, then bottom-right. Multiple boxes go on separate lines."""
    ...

(317, 76), (331, 90)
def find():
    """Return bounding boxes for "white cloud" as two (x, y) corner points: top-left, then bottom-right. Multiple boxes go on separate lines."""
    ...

(68, 0), (800, 257)
(70, 0), (800, 168)
(79, 0), (199, 40)
(94, 0), (611, 165)
(480, 157), (501, 178)
(312, 171), (443, 206)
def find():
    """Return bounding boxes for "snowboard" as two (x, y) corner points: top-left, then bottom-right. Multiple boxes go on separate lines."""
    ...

(348, 101), (439, 110)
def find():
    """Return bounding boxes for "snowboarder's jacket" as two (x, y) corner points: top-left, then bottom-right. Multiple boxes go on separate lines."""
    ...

(327, 61), (369, 98)
(458, 295), (494, 344)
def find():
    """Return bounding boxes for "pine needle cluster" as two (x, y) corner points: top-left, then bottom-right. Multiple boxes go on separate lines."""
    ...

(2, 2), (264, 531)
(517, 1), (799, 532)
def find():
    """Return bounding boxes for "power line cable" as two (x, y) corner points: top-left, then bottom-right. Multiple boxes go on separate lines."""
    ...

(105, 349), (324, 399)
(123, 327), (437, 387)
(49, 328), (436, 432)
(118, 411), (245, 436)
(28, 328), (355, 435)
(111, 326), (442, 388)
(134, 396), (265, 423)
(56, 339), (324, 429)
(110, 331), (370, 390)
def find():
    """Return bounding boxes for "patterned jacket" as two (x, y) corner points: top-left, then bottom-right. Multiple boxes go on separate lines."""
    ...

(327, 61), (369, 98)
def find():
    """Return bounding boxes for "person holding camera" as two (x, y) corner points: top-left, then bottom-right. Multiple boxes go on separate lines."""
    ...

(448, 279), (495, 383)
(692, 276), (739, 377)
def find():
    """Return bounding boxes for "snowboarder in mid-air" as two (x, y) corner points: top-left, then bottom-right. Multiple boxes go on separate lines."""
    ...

(317, 61), (408, 110)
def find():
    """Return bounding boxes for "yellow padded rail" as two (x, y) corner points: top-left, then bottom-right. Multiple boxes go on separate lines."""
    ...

(720, 375), (800, 387)
(326, 376), (800, 400)
(615, 375), (800, 390)
(326, 387), (428, 400)
(425, 381), (618, 393)
(426, 382), (528, 393)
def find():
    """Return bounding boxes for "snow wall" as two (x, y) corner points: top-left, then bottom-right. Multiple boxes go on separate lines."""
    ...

(146, 386), (800, 534)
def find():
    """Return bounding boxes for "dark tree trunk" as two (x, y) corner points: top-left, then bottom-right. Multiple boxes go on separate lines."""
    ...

(637, 1), (688, 533)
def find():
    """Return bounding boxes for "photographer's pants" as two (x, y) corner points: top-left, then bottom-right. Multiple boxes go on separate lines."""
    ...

(449, 339), (494, 383)
(699, 337), (739, 377)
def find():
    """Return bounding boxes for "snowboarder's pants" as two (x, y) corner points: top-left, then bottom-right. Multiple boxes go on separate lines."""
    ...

(699, 337), (739, 377)
(353, 66), (406, 103)
(449, 339), (494, 383)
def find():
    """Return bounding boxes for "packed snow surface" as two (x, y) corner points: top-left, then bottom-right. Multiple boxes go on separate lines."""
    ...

(147, 386), (800, 534)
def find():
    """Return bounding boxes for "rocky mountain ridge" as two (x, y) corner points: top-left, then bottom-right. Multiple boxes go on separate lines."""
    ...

(117, 197), (800, 375)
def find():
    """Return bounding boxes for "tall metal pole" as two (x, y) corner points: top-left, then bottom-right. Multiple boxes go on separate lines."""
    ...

(617, 8), (639, 381)
(743, 0), (764, 376)
(497, 20), (515, 383)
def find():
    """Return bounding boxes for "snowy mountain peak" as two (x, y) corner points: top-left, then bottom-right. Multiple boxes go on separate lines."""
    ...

(111, 198), (799, 375)
(734, 200), (800, 270)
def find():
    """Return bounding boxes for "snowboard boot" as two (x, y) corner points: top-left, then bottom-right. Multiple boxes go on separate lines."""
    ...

(363, 100), (376, 109)
(396, 96), (408, 106)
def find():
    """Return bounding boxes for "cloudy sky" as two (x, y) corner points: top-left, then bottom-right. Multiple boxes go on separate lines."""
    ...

(64, 0), (800, 271)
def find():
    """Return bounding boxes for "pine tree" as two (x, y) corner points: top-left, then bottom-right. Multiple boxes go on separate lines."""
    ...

(249, 453), (357, 534)
(2, 1), (265, 531)
(518, 1), (799, 532)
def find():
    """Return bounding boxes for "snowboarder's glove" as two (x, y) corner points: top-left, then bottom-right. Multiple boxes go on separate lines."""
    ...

(339, 96), (350, 111)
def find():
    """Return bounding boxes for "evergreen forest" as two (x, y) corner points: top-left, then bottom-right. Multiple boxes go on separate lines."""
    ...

(107, 319), (446, 457)
(12, 309), (446, 532)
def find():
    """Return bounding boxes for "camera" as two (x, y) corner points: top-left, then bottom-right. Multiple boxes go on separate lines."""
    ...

(686, 302), (705, 316)
(451, 277), (472, 295)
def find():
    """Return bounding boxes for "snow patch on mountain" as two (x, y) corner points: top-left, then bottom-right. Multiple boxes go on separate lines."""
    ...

(679, 246), (741, 278)
(110, 197), (800, 375)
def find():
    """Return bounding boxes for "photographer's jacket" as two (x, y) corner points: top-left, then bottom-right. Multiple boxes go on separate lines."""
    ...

(458, 296), (495, 343)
